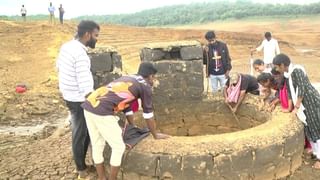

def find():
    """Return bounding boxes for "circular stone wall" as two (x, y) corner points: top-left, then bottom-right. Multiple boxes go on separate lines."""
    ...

(104, 96), (304, 180)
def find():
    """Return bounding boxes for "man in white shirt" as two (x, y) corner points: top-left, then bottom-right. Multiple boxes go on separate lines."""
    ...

(56, 20), (100, 179)
(48, 2), (56, 24)
(252, 32), (280, 72)
(20, 5), (27, 22)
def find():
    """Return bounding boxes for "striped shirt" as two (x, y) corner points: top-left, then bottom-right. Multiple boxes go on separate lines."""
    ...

(56, 39), (94, 102)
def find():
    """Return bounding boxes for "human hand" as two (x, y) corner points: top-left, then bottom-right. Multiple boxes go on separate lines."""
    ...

(267, 104), (276, 112)
(155, 133), (170, 139)
(203, 45), (209, 53)
(281, 108), (290, 113)
(225, 71), (230, 78)
(232, 107), (238, 113)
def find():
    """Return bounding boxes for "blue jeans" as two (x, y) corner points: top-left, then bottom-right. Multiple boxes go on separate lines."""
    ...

(210, 74), (227, 93)
(65, 101), (90, 171)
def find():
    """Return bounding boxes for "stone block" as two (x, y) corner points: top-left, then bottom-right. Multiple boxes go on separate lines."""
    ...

(254, 143), (283, 165)
(181, 155), (214, 180)
(290, 152), (302, 173)
(180, 46), (203, 60)
(169, 61), (188, 73)
(252, 164), (276, 180)
(90, 52), (113, 72)
(284, 129), (304, 157)
(122, 151), (159, 176)
(157, 155), (183, 178)
(274, 157), (291, 179)
(214, 154), (239, 179)
(186, 74), (204, 87)
(111, 53), (122, 70)
(154, 61), (172, 74)
(140, 48), (166, 62)
(230, 149), (254, 172)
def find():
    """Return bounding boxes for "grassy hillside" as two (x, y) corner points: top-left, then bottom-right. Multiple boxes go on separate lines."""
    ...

(74, 1), (320, 26)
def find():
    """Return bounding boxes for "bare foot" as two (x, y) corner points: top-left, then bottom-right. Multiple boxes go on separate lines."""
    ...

(312, 161), (320, 169)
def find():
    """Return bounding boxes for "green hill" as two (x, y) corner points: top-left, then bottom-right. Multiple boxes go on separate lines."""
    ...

(74, 1), (320, 26)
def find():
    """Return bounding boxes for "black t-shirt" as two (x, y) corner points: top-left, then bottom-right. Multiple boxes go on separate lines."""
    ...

(226, 74), (259, 93)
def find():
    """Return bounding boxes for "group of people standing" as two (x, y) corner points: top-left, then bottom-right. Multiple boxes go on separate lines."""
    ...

(203, 30), (320, 169)
(56, 20), (169, 180)
(20, 2), (65, 24)
(56, 19), (320, 179)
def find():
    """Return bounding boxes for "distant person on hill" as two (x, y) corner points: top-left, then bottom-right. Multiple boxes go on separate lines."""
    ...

(203, 30), (232, 94)
(56, 20), (100, 179)
(252, 32), (280, 72)
(20, 5), (27, 22)
(48, 2), (56, 24)
(59, 4), (65, 24)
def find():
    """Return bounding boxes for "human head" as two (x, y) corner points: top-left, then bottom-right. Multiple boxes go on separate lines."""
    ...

(77, 20), (100, 49)
(22, 5), (24, 7)
(273, 53), (291, 73)
(253, 59), (265, 73)
(205, 31), (216, 44)
(257, 72), (273, 88)
(50, 2), (52, 6)
(138, 62), (158, 86)
(265, 32), (272, 41)
(228, 72), (240, 86)
(271, 67), (282, 82)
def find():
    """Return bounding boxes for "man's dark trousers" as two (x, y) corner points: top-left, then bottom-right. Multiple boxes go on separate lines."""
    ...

(65, 101), (90, 171)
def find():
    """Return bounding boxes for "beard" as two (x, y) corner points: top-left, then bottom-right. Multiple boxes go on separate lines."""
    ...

(86, 37), (97, 49)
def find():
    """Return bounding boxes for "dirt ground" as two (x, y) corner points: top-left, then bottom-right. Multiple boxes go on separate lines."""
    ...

(0, 16), (320, 179)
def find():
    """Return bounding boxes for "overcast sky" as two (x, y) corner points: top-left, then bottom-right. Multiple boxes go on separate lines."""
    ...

(0, 0), (319, 19)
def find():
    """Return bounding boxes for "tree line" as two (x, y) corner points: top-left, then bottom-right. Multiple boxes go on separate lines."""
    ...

(75, 1), (320, 26)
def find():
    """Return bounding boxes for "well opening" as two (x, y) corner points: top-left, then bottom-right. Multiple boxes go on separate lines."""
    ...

(152, 100), (269, 136)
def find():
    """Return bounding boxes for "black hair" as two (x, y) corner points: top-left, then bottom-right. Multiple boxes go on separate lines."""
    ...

(138, 62), (157, 78)
(205, 31), (216, 40)
(257, 72), (273, 83)
(273, 53), (291, 66)
(77, 20), (100, 38)
(265, 32), (272, 38)
(253, 59), (264, 66)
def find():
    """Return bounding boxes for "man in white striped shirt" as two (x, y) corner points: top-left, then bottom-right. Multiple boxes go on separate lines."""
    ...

(56, 20), (99, 179)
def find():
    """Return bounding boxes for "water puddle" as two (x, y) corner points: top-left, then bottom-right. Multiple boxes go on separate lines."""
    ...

(0, 115), (69, 136)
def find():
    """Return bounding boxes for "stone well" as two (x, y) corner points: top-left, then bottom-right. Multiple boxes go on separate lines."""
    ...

(102, 41), (304, 180)
(88, 46), (122, 89)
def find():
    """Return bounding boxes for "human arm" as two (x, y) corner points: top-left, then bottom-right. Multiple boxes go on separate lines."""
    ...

(224, 44), (232, 78)
(145, 118), (170, 139)
(203, 45), (209, 77)
(291, 69), (306, 114)
(255, 40), (265, 52)
(268, 98), (280, 112)
(141, 85), (169, 139)
(275, 40), (280, 55)
(232, 90), (246, 113)
(75, 54), (94, 98)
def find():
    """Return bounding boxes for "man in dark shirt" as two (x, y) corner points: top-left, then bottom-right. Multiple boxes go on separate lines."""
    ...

(203, 30), (232, 94)
(81, 62), (170, 180)
(224, 72), (259, 113)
